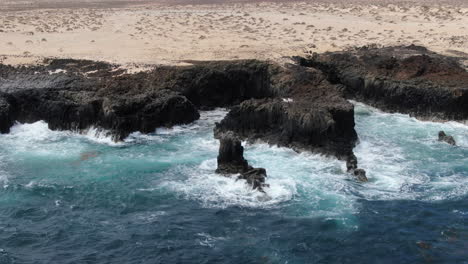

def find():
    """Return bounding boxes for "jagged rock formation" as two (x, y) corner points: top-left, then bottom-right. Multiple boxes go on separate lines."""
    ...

(0, 59), (274, 140)
(438, 131), (456, 146)
(214, 64), (358, 161)
(216, 132), (252, 174)
(0, 57), (366, 181)
(300, 45), (468, 122)
(345, 154), (368, 182)
(5, 47), (464, 183)
(215, 132), (268, 192)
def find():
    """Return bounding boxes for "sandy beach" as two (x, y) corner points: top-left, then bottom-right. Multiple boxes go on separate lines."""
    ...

(1, 0), (468, 68)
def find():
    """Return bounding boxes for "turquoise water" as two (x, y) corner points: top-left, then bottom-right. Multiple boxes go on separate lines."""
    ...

(0, 103), (467, 263)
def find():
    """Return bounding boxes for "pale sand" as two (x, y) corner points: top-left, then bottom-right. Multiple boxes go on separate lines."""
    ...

(1, 1), (467, 68)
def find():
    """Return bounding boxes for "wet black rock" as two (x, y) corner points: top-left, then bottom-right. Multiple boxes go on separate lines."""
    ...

(346, 154), (358, 171)
(346, 154), (367, 182)
(215, 132), (268, 191)
(239, 168), (269, 192)
(215, 132), (252, 174)
(353, 169), (368, 182)
(0, 93), (14, 133)
(438, 131), (456, 146)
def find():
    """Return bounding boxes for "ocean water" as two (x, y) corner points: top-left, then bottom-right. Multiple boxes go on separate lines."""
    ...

(0, 103), (467, 264)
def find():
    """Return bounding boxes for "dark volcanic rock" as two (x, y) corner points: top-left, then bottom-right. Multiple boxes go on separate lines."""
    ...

(0, 93), (14, 133)
(438, 131), (456, 146)
(346, 153), (368, 182)
(7, 86), (199, 140)
(301, 45), (468, 122)
(239, 168), (268, 192)
(215, 65), (358, 160)
(0, 59), (279, 140)
(346, 154), (358, 171)
(107, 60), (274, 110)
(1, 57), (363, 176)
(215, 132), (268, 191)
(353, 169), (368, 182)
(215, 132), (252, 174)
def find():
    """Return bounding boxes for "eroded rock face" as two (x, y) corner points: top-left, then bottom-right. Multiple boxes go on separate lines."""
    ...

(215, 132), (252, 174)
(346, 154), (368, 182)
(8, 87), (199, 141)
(215, 132), (268, 192)
(214, 64), (358, 160)
(238, 168), (268, 192)
(353, 169), (368, 182)
(301, 45), (468, 122)
(438, 131), (456, 146)
(0, 59), (274, 140)
(0, 93), (14, 133)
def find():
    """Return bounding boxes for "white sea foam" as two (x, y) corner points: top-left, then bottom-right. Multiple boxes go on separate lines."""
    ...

(82, 126), (123, 146)
(352, 101), (468, 202)
(165, 166), (296, 209)
(196, 232), (227, 248)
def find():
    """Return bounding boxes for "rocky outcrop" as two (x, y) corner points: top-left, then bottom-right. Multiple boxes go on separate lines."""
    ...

(215, 132), (268, 192)
(216, 132), (252, 174)
(1, 57), (366, 182)
(238, 168), (268, 192)
(7, 87), (199, 141)
(346, 154), (368, 182)
(215, 65), (358, 161)
(438, 131), (456, 146)
(300, 45), (468, 122)
(0, 59), (275, 140)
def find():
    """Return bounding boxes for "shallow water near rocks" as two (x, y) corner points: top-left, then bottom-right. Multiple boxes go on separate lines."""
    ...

(0, 103), (467, 263)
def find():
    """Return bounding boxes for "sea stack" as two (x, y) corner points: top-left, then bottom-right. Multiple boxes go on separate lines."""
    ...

(215, 132), (268, 192)
(346, 154), (368, 182)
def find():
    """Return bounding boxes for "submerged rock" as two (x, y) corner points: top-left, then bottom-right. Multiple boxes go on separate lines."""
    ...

(438, 131), (456, 146)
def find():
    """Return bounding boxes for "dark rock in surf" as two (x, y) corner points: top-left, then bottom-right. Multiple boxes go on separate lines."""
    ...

(346, 154), (358, 172)
(215, 132), (252, 174)
(346, 154), (367, 182)
(353, 168), (368, 182)
(0, 93), (14, 133)
(438, 131), (456, 146)
(239, 168), (269, 192)
(215, 132), (268, 191)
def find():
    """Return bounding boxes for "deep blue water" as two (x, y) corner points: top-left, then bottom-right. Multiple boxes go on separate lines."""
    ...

(0, 103), (467, 264)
